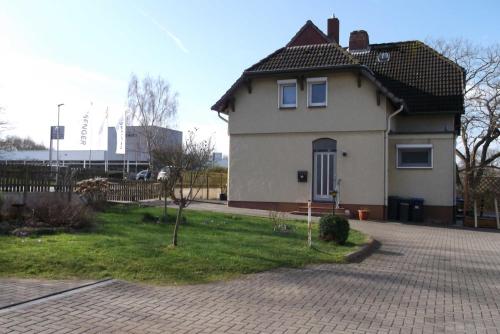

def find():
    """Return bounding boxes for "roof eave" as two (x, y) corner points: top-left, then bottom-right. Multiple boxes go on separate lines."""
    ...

(211, 65), (406, 113)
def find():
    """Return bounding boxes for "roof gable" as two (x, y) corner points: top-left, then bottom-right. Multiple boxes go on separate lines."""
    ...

(212, 21), (465, 114)
(286, 20), (331, 47)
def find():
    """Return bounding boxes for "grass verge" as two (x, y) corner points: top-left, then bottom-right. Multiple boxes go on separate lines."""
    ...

(0, 205), (367, 285)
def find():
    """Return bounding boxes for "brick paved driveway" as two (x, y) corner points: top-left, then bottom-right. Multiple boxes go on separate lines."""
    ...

(1, 219), (500, 334)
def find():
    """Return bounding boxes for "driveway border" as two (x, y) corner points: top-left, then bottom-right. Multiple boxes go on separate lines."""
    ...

(0, 278), (113, 312)
(345, 236), (379, 263)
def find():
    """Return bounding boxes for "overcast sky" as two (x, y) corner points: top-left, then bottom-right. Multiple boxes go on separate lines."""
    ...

(0, 0), (498, 154)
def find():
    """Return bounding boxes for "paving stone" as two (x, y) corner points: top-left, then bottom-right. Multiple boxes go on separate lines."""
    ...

(1, 217), (500, 333)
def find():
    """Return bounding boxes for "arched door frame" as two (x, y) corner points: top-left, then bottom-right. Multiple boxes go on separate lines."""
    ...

(312, 138), (337, 202)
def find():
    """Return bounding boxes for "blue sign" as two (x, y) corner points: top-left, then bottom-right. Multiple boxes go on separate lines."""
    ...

(50, 126), (65, 140)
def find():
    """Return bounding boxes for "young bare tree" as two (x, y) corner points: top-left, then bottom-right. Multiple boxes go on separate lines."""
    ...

(152, 130), (213, 246)
(127, 74), (178, 165)
(430, 39), (500, 212)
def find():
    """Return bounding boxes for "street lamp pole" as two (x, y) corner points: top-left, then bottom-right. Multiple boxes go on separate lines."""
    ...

(56, 103), (64, 184)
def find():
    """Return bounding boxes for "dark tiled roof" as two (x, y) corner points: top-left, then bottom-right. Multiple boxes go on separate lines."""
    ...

(246, 43), (358, 73)
(212, 25), (464, 114)
(353, 41), (464, 113)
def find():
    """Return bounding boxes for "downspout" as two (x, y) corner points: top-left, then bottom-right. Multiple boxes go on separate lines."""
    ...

(384, 104), (404, 217)
(217, 111), (229, 204)
(218, 112), (228, 123)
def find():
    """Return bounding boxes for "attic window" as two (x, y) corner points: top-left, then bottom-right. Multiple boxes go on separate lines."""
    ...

(377, 52), (390, 63)
(307, 77), (328, 107)
(277, 79), (297, 108)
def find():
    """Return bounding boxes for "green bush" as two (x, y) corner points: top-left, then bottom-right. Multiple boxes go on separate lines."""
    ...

(319, 214), (350, 245)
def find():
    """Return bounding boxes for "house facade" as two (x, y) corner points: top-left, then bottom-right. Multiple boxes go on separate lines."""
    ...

(213, 17), (464, 224)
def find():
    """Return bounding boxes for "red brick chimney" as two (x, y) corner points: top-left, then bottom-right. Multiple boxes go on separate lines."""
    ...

(327, 16), (340, 44)
(349, 30), (369, 51)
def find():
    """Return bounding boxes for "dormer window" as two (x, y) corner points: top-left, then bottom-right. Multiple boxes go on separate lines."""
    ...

(277, 79), (297, 108)
(307, 77), (328, 107)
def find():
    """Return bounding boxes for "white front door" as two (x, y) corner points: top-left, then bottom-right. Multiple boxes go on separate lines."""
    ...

(313, 151), (336, 201)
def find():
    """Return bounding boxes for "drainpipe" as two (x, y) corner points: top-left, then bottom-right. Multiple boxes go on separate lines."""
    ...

(384, 104), (404, 217)
(217, 112), (228, 123)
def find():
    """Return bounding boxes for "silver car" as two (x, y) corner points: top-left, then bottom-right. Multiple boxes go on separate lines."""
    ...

(157, 167), (171, 181)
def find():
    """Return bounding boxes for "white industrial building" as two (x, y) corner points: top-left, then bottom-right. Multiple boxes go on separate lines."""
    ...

(1, 126), (182, 174)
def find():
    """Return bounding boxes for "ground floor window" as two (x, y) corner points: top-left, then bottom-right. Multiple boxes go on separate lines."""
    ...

(396, 144), (433, 168)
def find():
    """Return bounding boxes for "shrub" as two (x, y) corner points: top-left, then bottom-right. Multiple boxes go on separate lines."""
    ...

(141, 212), (158, 223)
(319, 214), (350, 245)
(0, 195), (94, 236)
(26, 197), (94, 231)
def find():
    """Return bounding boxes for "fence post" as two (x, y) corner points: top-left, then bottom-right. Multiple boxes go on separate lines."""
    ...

(23, 166), (28, 205)
(206, 173), (209, 200)
(495, 197), (499, 230)
(307, 200), (312, 248)
(473, 200), (478, 229)
(68, 169), (73, 203)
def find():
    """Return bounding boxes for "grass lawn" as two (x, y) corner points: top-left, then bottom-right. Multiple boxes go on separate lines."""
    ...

(0, 205), (368, 285)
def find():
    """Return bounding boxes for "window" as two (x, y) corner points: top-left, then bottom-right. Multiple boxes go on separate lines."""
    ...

(307, 77), (328, 107)
(277, 79), (297, 108)
(396, 144), (433, 168)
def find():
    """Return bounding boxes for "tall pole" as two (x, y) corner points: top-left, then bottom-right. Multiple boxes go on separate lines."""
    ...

(56, 104), (64, 170)
(49, 127), (53, 167)
(56, 103), (64, 186)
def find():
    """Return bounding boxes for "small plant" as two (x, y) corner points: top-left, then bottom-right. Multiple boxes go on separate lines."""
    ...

(319, 214), (350, 245)
(269, 210), (293, 234)
(357, 208), (370, 220)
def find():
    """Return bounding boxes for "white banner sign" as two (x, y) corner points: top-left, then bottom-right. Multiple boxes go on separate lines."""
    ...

(115, 109), (126, 154)
(76, 103), (108, 151)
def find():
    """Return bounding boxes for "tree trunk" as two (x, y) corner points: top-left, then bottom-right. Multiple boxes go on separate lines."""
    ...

(463, 173), (469, 217)
(172, 204), (183, 246)
(163, 182), (168, 223)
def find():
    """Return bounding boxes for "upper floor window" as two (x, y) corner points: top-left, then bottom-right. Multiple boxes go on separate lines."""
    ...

(396, 144), (433, 168)
(277, 79), (297, 108)
(307, 77), (328, 107)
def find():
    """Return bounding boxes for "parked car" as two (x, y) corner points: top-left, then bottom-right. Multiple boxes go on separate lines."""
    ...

(157, 166), (171, 181)
(136, 169), (152, 181)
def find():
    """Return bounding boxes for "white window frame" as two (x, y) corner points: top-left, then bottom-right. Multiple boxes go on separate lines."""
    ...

(396, 144), (433, 169)
(307, 77), (328, 107)
(277, 79), (297, 108)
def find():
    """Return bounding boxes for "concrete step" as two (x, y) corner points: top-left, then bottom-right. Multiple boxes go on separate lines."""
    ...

(290, 211), (329, 217)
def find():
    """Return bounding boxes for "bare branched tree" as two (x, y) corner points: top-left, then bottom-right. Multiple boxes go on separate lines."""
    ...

(127, 74), (178, 166)
(430, 39), (500, 212)
(0, 106), (10, 151)
(152, 129), (214, 246)
(0, 135), (48, 151)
